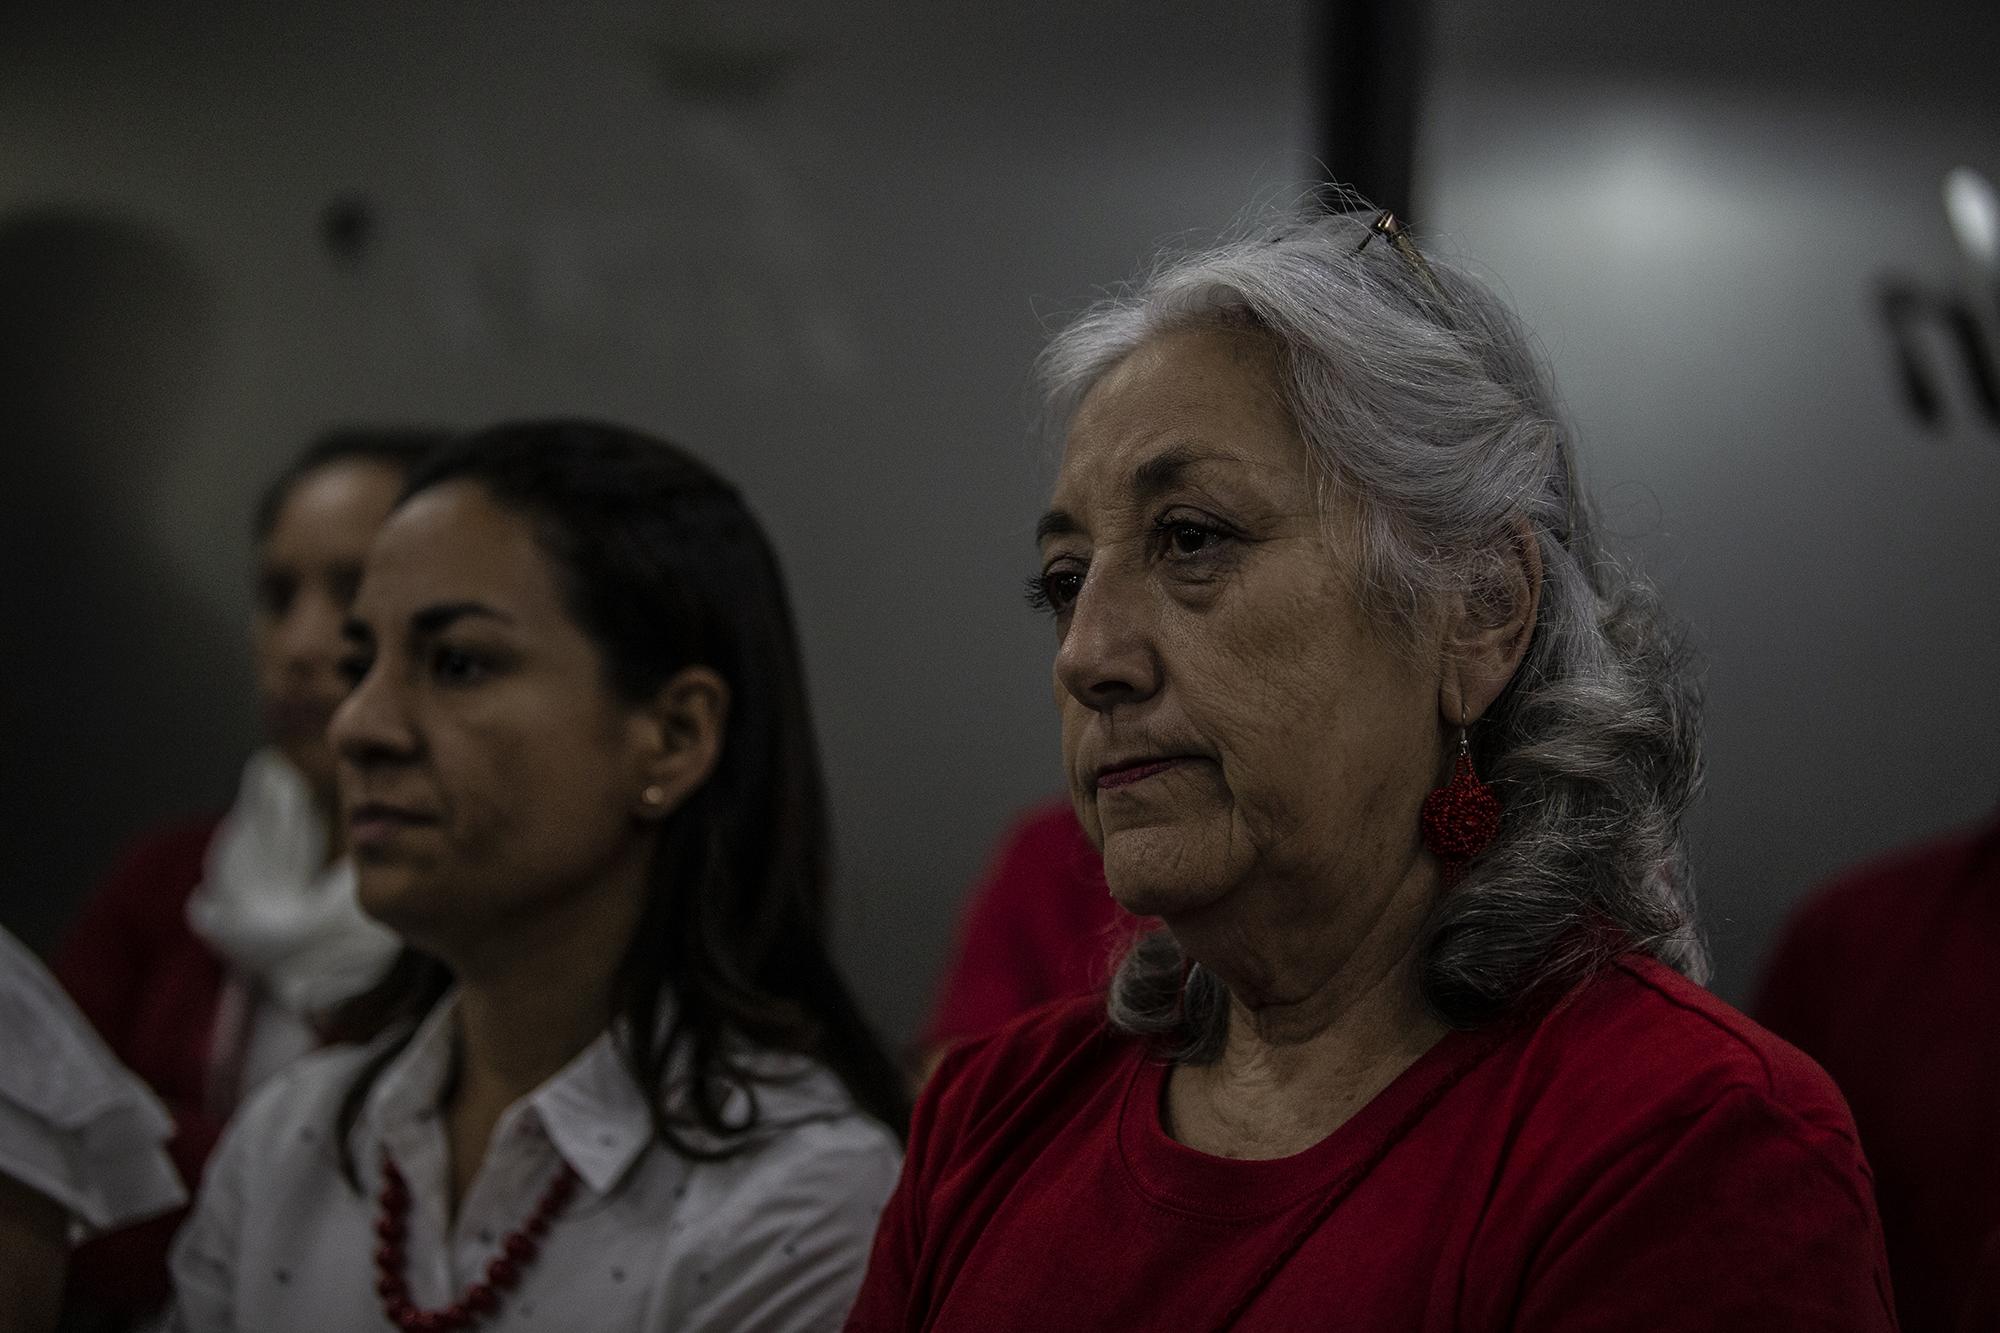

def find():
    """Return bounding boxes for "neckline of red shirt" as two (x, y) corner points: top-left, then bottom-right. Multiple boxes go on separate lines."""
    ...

(1114, 1021), (1509, 1222)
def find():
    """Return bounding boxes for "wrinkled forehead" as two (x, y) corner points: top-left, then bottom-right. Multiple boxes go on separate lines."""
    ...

(1045, 328), (1318, 534)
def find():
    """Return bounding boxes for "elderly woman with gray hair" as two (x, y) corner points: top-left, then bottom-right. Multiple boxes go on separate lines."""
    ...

(845, 207), (1895, 1331)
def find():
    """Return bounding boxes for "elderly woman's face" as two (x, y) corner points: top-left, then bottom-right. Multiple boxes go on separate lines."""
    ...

(1037, 327), (1441, 920)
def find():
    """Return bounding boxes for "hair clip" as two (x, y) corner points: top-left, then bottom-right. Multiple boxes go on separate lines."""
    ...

(1355, 209), (1446, 299)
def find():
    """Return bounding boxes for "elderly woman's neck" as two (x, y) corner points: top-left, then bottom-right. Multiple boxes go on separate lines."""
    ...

(1164, 879), (1446, 1161)
(1169, 975), (1444, 1161)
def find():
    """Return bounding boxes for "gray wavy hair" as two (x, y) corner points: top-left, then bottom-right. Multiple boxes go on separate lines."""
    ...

(1037, 205), (1706, 1060)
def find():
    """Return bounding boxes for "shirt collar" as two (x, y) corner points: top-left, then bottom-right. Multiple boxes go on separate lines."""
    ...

(360, 995), (862, 1197)
(526, 1028), (655, 1194)
(362, 993), (656, 1196)
(364, 995), (457, 1141)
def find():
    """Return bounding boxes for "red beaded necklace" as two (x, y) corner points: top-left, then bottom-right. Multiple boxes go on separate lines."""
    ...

(372, 1152), (580, 1332)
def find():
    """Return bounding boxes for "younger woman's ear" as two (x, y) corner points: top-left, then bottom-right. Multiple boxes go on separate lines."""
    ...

(632, 666), (731, 820)
(1440, 520), (1542, 727)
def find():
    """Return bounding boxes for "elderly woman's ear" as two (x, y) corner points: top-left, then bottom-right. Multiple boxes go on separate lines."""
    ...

(1441, 519), (1543, 726)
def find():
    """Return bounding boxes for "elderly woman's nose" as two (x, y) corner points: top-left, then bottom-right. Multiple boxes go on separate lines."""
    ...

(1054, 575), (1161, 709)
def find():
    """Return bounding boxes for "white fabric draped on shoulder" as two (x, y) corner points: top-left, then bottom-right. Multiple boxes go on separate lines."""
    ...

(0, 924), (185, 1236)
(185, 748), (400, 1016)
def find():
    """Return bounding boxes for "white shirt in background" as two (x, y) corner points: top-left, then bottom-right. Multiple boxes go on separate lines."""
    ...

(0, 925), (185, 1238)
(185, 748), (402, 1111)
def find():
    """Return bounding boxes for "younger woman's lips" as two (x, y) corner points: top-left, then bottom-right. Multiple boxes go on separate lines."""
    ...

(347, 806), (438, 849)
(1097, 758), (1189, 790)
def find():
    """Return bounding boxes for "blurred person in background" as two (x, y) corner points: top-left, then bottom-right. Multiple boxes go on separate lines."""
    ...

(170, 420), (906, 1331)
(846, 204), (1897, 1331)
(1756, 807), (2000, 1332)
(2, 924), (185, 1333)
(915, 798), (1140, 1082)
(52, 428), (446, 1326)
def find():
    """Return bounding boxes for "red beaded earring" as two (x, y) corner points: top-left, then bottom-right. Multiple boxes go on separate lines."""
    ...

(1420, 729), (1500, 886)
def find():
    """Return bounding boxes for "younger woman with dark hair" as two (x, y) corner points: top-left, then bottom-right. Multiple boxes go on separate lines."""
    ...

(170, 420), (906, 1332)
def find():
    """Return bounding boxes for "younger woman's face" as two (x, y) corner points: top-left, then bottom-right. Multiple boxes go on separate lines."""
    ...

(253, 460), (406, 800)
(328, 481), (661, 951)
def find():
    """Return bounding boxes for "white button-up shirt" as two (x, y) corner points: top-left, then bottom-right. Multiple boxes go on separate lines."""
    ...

(168, 997), (901, 1331)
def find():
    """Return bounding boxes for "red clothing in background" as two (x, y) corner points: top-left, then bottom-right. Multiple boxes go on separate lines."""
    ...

(1756, 807), (2000, 1333)
(52, 816), (227, 1318)
(850, 955), (1896, 1332)
(922, 800), (1140, 1051)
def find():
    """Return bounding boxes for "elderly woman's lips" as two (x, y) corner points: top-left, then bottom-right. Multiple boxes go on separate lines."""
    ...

(1096, 758), (1189, 790)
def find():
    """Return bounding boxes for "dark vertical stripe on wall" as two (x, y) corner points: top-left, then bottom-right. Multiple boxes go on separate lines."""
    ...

(1316, 0), (1431, 216)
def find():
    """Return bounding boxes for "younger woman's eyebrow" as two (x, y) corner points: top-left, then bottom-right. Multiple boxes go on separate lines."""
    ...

(342, 602), (513, 649)
(408, 602), (514, 637)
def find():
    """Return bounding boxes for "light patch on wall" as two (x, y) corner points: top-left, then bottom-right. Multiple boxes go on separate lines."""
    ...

(1943, 165), (1999, 273)
(1423, 66), (2000, 1003)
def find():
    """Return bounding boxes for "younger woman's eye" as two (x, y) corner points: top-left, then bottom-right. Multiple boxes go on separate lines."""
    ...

(430, 645), (492, 686)
(1024, 568), (1084, 616)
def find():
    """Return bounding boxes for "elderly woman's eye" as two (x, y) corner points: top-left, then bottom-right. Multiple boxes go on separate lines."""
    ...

(1024, 569), (1083, 615)
(1159, 519), (1228, 559)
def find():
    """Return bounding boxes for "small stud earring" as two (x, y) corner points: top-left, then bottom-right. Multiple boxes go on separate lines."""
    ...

(641, 784), (667, 808)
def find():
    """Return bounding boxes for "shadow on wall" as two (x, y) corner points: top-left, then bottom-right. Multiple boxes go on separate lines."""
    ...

(0, 206), (251, 952)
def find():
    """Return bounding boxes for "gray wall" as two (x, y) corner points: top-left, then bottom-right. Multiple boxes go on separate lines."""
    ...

(0, 0), (1314, 1043)
(1421, 0), (2000, 1001)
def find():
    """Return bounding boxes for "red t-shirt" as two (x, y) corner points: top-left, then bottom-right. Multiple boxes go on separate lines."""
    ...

(922, 800), (1141, 1052)
(1755, 807), (2000, 1333)
(849, 955), (1896, 1331)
